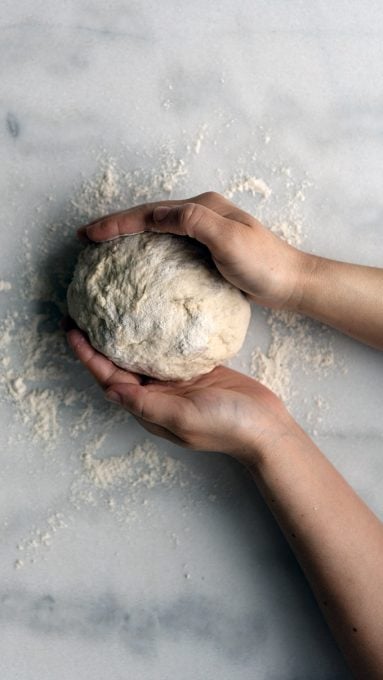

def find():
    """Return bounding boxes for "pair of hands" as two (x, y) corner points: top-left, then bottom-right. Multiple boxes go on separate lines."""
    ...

(68, 194), (383, 678)
(67, 192), (306, 460)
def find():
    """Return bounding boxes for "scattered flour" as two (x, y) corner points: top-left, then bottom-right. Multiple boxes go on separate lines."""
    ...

(188, 124), (208, 155)
(0, 128), (343, 567)
(15, 513), (71, 566)
(70, 153), (188, 223)
(250, 311), (337, 404)
(225, 176), (272, 200)
(71, 161), (120, 220)
(81, 436), (186, 492)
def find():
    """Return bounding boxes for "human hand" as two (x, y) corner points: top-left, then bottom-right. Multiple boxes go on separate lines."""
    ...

(66, 327), (293, 461)
(78, 192), (306, 309)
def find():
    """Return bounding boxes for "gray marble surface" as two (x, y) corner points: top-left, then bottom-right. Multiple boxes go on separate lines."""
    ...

(1, 1), (383, 678)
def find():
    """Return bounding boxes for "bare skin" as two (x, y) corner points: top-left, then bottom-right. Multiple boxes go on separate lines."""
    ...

(78, 191), (383, 349)
(69, 192), (383, 678)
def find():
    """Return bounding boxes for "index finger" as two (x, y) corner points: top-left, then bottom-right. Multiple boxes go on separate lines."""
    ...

(77, 192), (245, 243)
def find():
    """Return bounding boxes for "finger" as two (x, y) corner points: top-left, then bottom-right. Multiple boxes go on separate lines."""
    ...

(77, 213), (112, 241)
(105, 382), (187, 429)
(66, 329), (141, 388)
(194, 191), (260, 230)
(78, 201), (189, 242)
(153, 202), (239, 254)
(79, 192), (237, 243)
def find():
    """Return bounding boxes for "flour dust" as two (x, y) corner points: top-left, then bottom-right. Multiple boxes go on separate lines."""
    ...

(0, 127), (343, 567)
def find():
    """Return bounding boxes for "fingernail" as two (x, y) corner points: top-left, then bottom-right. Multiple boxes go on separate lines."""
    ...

(153, 206), (171, 222)
(106, 390), (121, 405)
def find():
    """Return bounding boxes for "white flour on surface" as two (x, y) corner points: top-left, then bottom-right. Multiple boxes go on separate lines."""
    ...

(81, 436), (186, 493)
(70, 154), (188, 222)
(225, 176), (272, 200)
(250, 311), (338, 404)
(14, 512), (71, 568)
(0, 127), (343, 567)
(68, 436), (192, 527)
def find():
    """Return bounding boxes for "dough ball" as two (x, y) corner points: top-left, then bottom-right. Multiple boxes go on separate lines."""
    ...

(67, 233), (251, 381)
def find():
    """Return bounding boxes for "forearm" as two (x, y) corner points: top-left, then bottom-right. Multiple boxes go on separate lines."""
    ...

(290, 254), (383, 350)
(245, 424), (383, 678)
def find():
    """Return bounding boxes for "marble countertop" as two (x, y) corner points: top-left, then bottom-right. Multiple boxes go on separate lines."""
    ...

(1, 2), (383, 678)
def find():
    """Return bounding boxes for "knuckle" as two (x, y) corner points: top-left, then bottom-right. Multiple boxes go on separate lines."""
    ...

(88, 218), (108, 238)
(211, 224), (240, 263)
(132, 393), (148, 420)
(179, 202), (203, 231)
(198, 191), (224, 204)
(114, 215), (129, 236)
(96, 219), (110, 232)
(226, 223), (243, 248)
(207, 191), (223, 202)
(94, 216), (119, 240)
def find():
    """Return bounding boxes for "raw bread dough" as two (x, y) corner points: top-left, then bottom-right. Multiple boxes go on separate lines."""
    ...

(67, 233), (251, 381)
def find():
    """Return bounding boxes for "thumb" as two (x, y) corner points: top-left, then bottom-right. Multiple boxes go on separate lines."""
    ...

(152, 203), (232, 252)
(105, 383), (185, 430)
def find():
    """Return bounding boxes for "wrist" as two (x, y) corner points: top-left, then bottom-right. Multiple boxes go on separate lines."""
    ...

(230, 408), (301, 467)
(283, 250), (321, 313)
(243, 423), (310, 482)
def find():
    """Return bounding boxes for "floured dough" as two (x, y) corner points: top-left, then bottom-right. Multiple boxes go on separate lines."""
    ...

(67, 233), (251, 381)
